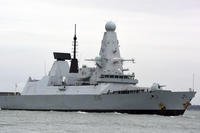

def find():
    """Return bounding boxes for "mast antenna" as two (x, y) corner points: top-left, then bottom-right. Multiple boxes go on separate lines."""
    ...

(69, 24), (79, 73)
(192, 73), (195, 90)
(73, 24), (77, 59)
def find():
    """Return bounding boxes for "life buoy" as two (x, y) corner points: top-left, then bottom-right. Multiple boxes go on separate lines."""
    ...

(159, 103), (166, 111)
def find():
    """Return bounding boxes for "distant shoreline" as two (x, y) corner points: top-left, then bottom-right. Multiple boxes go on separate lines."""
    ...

(189, 105), (200, 110)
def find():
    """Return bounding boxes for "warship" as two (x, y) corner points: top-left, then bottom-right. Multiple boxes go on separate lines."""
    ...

(0, 21), (196, 116)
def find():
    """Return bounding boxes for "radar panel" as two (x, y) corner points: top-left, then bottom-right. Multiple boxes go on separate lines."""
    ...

(53, 52), (71, 61)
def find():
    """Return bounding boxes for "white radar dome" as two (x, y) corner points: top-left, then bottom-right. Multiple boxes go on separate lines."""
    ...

(105, 21), (116, 31)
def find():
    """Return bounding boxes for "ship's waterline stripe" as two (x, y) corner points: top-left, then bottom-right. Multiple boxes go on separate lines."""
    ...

(0, 108), (185, 116)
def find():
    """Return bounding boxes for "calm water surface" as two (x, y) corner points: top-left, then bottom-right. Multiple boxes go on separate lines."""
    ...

(0, 110), (199, 133)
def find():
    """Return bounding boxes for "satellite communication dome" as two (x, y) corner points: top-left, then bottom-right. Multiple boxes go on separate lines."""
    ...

(105, 21), (116, 31)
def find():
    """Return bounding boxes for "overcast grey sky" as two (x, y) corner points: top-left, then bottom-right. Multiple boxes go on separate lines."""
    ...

(0, 0), (200, 104)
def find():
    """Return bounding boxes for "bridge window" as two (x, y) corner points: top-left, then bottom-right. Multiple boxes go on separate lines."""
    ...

(110, 75), (114, 78)
(124, 76), (128, 79)
(119, 76), (123, 79)
(105, 75), (109, 78)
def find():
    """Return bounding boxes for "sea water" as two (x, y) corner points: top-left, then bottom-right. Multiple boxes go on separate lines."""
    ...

(0, 110), (199, 133)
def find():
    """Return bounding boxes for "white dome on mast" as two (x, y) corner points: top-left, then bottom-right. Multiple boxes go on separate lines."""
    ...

(105, 21), (116, 31)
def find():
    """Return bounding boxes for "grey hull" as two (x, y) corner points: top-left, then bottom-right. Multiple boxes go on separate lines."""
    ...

(0, 91), (196, 116)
